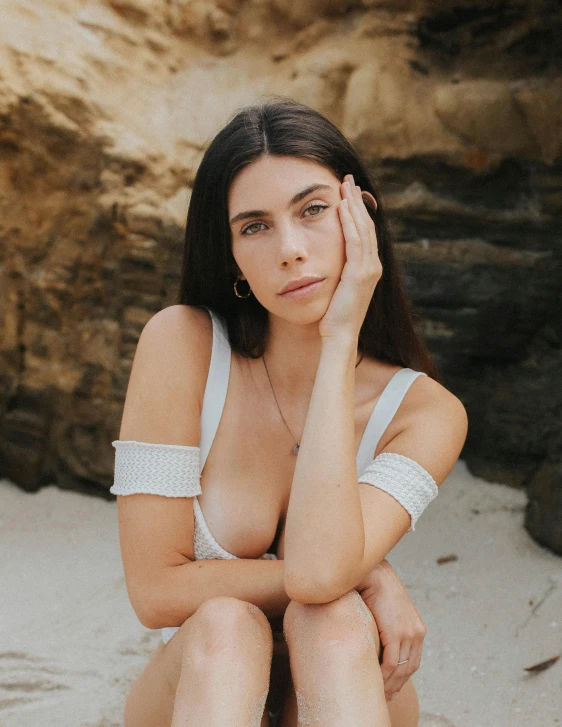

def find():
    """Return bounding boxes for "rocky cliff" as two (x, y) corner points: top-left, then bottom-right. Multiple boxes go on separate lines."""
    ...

(0, 0), (560, 551)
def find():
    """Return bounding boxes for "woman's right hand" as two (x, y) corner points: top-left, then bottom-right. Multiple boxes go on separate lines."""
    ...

(357, 560), (426, 702)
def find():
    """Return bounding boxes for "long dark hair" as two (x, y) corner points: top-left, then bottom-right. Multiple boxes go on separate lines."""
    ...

(178, 96), (440, 381)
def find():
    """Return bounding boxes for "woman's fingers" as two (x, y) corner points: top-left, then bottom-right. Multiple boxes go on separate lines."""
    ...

(381, 637), (414, 700)
(407, 631), (424, 674)
(380, 637), (400, 684)
(338, 186), (362, 264)
(348, 181), (372, 255)
(343, 177), (373, 259)
(383, 634), (425, 701)
(342, 176), (380, 266)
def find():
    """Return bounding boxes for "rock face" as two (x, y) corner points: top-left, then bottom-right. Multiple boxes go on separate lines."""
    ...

(0, 0), (560, 551)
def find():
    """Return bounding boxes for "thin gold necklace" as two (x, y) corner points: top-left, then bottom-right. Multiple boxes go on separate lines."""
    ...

(262, 351), (364, 456)
(262, 354), (301, 455)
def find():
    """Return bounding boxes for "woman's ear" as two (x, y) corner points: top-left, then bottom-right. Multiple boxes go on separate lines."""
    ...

(361, 190), (378, 212)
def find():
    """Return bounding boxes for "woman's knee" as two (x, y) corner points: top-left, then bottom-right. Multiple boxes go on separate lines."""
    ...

(283, 590), (379, 657)
(187, 596), (273, 658)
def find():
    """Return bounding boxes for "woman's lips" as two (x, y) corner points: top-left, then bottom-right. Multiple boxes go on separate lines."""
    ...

(280, 278), (325, 300)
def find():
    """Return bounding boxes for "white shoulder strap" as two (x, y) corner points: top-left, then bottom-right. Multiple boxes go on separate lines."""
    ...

(199, 307), (231, 472)
(356, 368), (427, 476)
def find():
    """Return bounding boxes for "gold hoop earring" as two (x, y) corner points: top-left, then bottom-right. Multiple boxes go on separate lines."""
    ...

(233, 275), (252, 298)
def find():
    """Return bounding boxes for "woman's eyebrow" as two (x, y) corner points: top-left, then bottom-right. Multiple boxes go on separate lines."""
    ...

(229, 183), (333, 225)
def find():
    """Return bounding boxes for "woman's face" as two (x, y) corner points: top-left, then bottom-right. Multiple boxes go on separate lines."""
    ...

(228, 155), (349, 325)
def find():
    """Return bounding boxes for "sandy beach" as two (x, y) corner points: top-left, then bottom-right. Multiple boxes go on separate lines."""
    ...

(1, 460), (561, 727)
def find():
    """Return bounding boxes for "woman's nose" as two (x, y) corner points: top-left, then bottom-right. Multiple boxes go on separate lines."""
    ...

(277, 227), (308, 265)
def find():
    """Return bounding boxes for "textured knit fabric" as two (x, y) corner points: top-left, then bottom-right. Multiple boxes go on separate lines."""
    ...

(110, 440), (202, 497)
(110, 439), (277, 561)
(358, 452), (438, 531)
(192, 496), (278, 562)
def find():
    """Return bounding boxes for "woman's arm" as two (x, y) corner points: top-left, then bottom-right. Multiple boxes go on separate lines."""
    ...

(143, 556), (290, 629)
(283, 177), (468, 603)
(113, 305), (293, 629)
(283, 338), (467, 603)
(283, 335), (362, 599)
(282, 177), (380, 600)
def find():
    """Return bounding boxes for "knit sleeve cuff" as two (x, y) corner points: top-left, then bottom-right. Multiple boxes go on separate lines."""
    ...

(110, 440), (202, 498)
(358, 452), (438, 531)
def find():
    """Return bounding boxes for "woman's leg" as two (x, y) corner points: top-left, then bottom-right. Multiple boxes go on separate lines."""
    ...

(279, 676), (419, 727)
(124, 596), (273, 727)
(276, 590), (419, 727)
(282, 590), (394, 726)
(171, 597), (273, 726)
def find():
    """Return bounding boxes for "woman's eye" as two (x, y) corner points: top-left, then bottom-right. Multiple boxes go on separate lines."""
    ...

(240, 204), (328, 235)
(241, 221), (265, 236)
(304, 203), (328, 217)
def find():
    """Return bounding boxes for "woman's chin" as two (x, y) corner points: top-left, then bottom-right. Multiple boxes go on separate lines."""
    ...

(272, 304), (330, 329)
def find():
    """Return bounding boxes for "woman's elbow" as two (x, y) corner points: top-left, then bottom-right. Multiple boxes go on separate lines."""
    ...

(139, 611), (160, 630)
(128, 585), (164, 630)
(284, 571), (346, 605)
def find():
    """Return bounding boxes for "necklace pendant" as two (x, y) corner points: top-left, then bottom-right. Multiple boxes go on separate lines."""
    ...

(293, 442), (300, 455)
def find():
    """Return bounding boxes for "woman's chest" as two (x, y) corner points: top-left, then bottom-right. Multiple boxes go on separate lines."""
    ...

(196, 356), (403, 560)
(197, 384), (295, 559)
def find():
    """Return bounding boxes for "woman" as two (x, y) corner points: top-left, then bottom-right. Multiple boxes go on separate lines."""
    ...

(111, 98), (468, 726)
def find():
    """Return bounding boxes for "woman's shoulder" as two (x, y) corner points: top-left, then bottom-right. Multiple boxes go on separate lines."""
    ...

(141, 303), (214, 389)
(367, 362), (468, 482)
(410, 368), (465, 410)
(363, 356), (467, 430)
(119, 305), (214, 443)
(401, 367), (468, 443)
(144, 303), (212, 343)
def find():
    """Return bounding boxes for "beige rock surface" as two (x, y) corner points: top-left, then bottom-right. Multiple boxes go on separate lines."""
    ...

(0, 0), (561, 550)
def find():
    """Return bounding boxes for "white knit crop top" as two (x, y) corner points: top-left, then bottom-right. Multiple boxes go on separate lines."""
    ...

(111, 305), (438, 645)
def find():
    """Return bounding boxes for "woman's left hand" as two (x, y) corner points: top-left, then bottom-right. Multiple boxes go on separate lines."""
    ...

(318, 174), (382, 341)
(358, 560), (426, 702)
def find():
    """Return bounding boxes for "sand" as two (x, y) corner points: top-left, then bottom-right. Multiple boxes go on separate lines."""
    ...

(1, 460), (561, 726)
